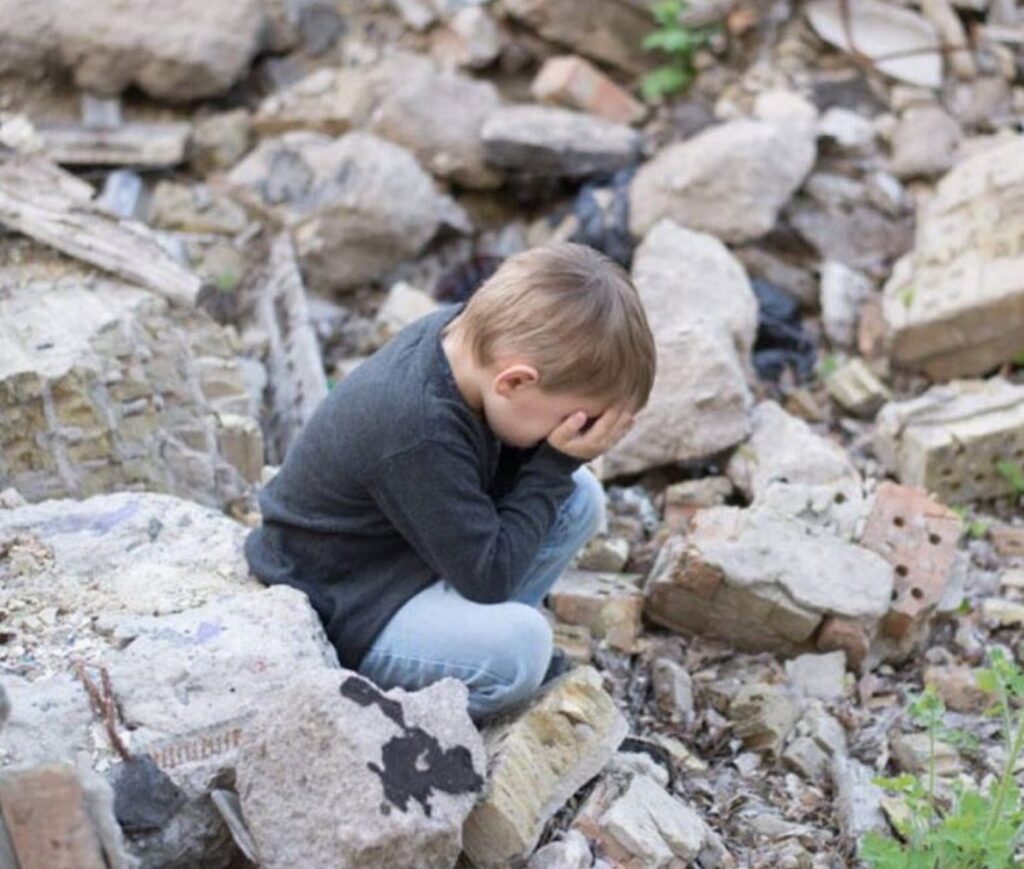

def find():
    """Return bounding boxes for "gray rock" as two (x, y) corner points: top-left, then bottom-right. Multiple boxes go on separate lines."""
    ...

(890, 105), (962, 178)
(785, 652), (848, 701)
(482, 105), (639, 179)
(237, 670), (484, 869)
(820, 261), (873, 348)
(651, 658), (695, 724)
(527, 830), (593, 869)
(226, 130), (465, 292)
(831, 754), (888, 840)
(629, 119), (815, 243)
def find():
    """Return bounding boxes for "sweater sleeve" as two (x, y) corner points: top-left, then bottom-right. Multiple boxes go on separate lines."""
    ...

(369, 438), (583, 603)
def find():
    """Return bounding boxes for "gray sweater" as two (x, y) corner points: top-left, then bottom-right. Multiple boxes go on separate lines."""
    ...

(244, 303), (582, 669)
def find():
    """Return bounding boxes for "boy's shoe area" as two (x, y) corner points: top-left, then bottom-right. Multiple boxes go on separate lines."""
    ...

(541, 647), (574, 686)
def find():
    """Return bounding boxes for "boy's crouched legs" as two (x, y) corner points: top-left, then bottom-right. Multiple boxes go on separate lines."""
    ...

(357, 582), (553, 722)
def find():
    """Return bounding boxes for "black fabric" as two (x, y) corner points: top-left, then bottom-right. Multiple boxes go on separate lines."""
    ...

(244, 303), (582, 669)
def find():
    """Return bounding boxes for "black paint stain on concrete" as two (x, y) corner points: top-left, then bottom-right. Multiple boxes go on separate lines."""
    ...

(340, 676), (484, 818)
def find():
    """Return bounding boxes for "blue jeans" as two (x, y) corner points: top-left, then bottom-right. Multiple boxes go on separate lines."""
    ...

(357, 467), (605, 721)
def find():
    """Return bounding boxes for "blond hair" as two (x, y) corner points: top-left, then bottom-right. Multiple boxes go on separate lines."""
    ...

(445, 243), (656, 409)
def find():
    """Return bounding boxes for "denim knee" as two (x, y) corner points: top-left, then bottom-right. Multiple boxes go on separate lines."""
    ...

(473, 603), (552, 718)
(560, 467), (606, 543)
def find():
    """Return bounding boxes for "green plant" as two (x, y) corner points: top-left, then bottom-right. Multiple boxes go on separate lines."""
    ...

(818, 353), (840, 380)
(899, 286), (916, 310)
(641, 0), (716, 102)
(995, 459), (1024, 497)
(862, 652), (1024, 868)
(951, 505), (990, 540)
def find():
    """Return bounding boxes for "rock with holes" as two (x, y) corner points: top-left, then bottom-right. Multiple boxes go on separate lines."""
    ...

(236, 670), (484, 869)
(0, 257), (260, 508)
(644, 510), (894, 658)
(873, 378), (1024, 502)
(547, 569), (645, 652)
(881, 135), (1024, 379)
(857, 482), (962, 653)
(503, 0), (653, 74)
(225, 130), (465, 292)
(462, 667), (627, 867)
(0, 491), (344, 868)
(481, 105), (639, 180)
(726, 402), (866, 537)
(629, 118), (815, 243)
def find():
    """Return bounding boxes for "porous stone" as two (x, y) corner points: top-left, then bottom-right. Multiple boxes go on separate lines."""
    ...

(629, 119), (816, 243)
(0, 260), (260, 507)
(503, 0), (654, 74)
(237, 671), (484, 869)
(881, 135), (1024, 379)
(481, 105), (639, 179)
(532, 55), (645, 125)
(226, 130), (463, 292)
(873, 378), (1024, 502)
(53, 0), (265, 101)
(462, 667), (627, 867)
(547, 570), (644, 652)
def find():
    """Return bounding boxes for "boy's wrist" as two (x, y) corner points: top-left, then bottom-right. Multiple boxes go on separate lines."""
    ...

(531, 442), (584, 474)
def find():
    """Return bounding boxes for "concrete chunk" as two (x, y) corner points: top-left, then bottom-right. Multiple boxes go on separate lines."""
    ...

(874, 378), (1024, 502)
(548, 570), (644, 652)
(462, 667), (627, 868)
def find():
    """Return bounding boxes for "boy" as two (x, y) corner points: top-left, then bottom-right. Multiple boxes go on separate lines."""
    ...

(244, 243), (656, 720)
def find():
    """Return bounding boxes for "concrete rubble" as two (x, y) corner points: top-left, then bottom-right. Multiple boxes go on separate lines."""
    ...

(547, 570), (644, 653)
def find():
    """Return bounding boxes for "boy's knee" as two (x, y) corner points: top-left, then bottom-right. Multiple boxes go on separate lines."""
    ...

(569, 467), (607, 541)
(472, 604), (552, 718)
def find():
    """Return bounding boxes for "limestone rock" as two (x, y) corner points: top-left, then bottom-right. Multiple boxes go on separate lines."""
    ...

(644, 508), (894, 657)
(53, 0), (265, 101)
(226, 130), (463, 292)
(785, 652), (847, 701)
(820, 261), (873, 348)
(548, 570), (644, 652)
(631, 219), (758, 359)
(601, 321), (752, 477)
(818, 107), (876, 153)
(433, 7), (502, 70)
(532, 55), (645, 125)
(462, 667), (627, 867)
(923, 664), (994, 713)
(825, 359), (892, 418)
(629, 119), (815, 243)
(369, 67), (503, 189)
(881, 135), (1024, 379)
(237, 671), (484, 869)
(873, 378), (1024, 502)
(503, 0), (654, 74)
(890, 105), (962, 179)
(0, 260), (260, 507)
(783, 704), (847, 782)
(481, 105), (639, 179)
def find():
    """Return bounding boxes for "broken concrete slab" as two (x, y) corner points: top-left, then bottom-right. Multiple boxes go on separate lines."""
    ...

(481, 105), (639, 179)
(881, 135), (1024, 379)
(629, 118), (815, 243)
(805, 0), (942, 89)
(531, 55), (645, 125)
(0, 259), (260, 507)
(547, 569), (644, 652)
(873, 378), (1024, 502)
(237, 670), (484, 869)
(858, 482), (962, 648)
(225, 130), (464, 292)
(462, 667), (627, 867)
(645, 509), (894, 657)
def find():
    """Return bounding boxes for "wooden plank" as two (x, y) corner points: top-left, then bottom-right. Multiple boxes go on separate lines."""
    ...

(39, 122), (191, 168)
(0, 764), (106, 869)
(255, 233), (328, 461)
(0, 156), (201, 306)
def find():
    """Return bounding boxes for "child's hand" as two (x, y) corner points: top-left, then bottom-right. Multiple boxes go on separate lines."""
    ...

(546, 407), (635, 461)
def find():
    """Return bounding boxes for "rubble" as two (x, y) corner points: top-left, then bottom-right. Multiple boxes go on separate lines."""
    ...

(462, 667), (627, 867)
(873, 378), (1024, 502)
(784, 652), (847, 702)
(825, 358), (892, 418)
(547, 569), (644, 652)
(820, 261), (873, 348)
(236, 671), (484, 869)
(889, 104), (962, 178)
(881, 135), (1024, 379)
(629, 118), (816, 243)
(375, 282), (440, 344)
(433, 6), (502, 70)
(728, 682), (799, 756)
(225, 130), (465, 292)
(531, 55), (645, 125)
(481, 105), (640, 179)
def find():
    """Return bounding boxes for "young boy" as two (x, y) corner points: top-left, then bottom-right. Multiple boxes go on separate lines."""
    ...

(244, 243), (656, 721)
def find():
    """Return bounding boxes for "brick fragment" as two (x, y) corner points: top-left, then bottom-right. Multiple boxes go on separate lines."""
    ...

(531, 55), (645, 125)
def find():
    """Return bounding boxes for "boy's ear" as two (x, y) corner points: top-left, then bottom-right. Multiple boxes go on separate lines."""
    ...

(493, 363), (539, 397)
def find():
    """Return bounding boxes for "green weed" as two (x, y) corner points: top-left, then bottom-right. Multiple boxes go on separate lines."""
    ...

(641, 0), (716, 102)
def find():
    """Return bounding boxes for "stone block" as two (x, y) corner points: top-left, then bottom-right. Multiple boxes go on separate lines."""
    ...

(826, 357), (892, 418)
(874, 378), (1024, 502)
(531, 55), (645, 125)
(462, 667), (627, 867)
(858, 482), (962, 643)
(881, 135), (1024, 379)
(548, 569), (644, 652)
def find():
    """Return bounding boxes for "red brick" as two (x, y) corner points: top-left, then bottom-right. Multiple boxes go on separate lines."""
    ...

(531, 55), (645, 125)
(0, 764), (105, 869)
(858, 482), (962, 641)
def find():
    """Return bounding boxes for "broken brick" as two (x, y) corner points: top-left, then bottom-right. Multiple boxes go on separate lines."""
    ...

(858, 482), (962, 641)
(531, 55), (645, 125)
(548, 569), (644, 652)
